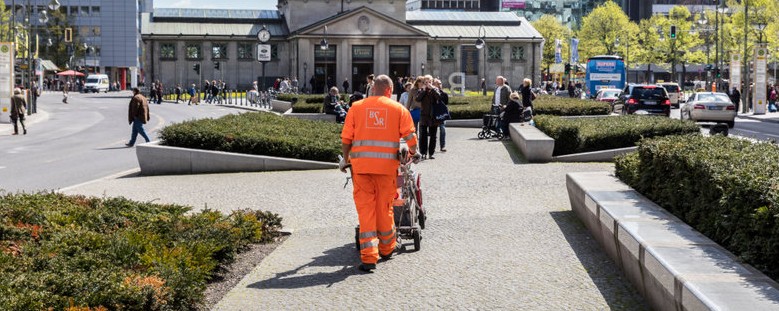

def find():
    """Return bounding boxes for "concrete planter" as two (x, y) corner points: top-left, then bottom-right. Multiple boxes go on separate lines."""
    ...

(270, 100), (292, 114)
(445, 119), (482, 128)
(508, 123), (554, 163)
(567, 172), (779, 310)
(136, 141), (338, 176)
(552, 147), (637, 162)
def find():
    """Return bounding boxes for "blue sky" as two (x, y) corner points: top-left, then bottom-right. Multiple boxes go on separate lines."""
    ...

(154, 0), (277, 9)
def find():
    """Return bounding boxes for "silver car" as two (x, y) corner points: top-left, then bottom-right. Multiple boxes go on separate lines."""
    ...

(681, 92), (736, 128)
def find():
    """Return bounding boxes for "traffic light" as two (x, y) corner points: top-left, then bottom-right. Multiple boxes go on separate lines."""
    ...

(193, 64), (200, 75)
(670, 25), (677, 40)
(64, 28), (72, 43)
(214, 62), (220, 70)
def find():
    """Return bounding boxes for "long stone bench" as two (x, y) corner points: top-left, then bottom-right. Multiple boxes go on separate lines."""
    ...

(270, 99), (292, 114)
(508, 123), (554, 162)
(567, 172), (779, 310)
(136, 141), (338, 175)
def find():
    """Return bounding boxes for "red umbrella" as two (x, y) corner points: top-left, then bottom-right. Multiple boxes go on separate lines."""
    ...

(56, 70), (85, 77)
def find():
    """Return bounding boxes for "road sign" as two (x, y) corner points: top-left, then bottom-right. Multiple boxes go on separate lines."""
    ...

(257, 44), (271, 62)
(754, 46), (768, 115)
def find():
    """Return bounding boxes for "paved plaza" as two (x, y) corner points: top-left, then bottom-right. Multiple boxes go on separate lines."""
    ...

(64, 127), (647, 310)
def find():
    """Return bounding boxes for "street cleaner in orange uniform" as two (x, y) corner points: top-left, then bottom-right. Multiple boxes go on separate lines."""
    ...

(340, 74), (421, 272)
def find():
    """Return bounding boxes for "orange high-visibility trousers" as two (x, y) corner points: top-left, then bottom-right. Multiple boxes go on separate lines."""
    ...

(353, 173), (397, 264)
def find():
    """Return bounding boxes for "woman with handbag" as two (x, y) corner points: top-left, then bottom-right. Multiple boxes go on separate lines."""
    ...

(415, 75), (441, 160)
(405, 78), (424, 131)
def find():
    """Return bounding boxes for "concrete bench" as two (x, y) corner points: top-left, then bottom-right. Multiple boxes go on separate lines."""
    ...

(136, 141), (337, 175)
(282, 112), (337, 122)
(567, 172), (779, 310)
(508, 123), (554, 163)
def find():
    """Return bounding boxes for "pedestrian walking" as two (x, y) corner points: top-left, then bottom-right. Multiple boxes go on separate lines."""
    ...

(188, 84), (199, 105)
(125, 88), (151, 147)
(493, 76), (511, 134)
(433, 79), (448, 152)
(203, 81), (212, 103)
(730, 87), (741, 112)
(364, 74), (375, 96)
(415, 75), (441, 159)
(174, 84), (182, 103)
(339, 74), (420, 273)
(62, 83), (69, 104)
(343, 78), (350, 94)
(10, 88), (27, 135)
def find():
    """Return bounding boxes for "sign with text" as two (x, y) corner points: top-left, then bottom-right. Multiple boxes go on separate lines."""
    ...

(754, 47), (767, 115)
(389, 45), (410, 61)
(460, 45), (478, 75)
(352, 45), (373, 61)
(502, 0), (526, 9)
(0, 43), (13, 123)
(257, 44), (271, 62)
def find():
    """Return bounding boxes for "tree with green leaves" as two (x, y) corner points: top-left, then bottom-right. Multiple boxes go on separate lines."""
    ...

(36, 7), (86, 69)
(532, 14), (572, 73)
(577, 1), (639, 61)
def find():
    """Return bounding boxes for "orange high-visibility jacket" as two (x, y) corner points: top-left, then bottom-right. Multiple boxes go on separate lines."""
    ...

(341, 96), (417, 175)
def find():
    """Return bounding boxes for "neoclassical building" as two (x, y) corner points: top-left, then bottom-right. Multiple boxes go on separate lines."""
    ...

(140, 0), (542, 93)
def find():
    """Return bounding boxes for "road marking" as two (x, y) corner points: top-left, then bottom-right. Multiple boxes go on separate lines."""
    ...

(733, 128), (779, 138)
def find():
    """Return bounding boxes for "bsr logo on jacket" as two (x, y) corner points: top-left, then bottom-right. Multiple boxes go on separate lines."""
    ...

(366, 108), (387, 129)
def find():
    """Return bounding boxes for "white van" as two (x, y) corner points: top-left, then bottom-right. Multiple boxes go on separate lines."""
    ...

(84, 74), (110, 93)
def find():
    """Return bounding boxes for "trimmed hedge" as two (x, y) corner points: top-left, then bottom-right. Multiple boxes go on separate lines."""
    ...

(534, 115), (700, 156)
(280, 94), (349, 114)
(0, 193), (282, 310)
(160, 112), (343, 162)
(615, 135), (779, 280)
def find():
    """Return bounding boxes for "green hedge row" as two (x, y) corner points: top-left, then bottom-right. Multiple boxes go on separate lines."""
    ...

(534, 115), (700, 156)
(160, 112), (343, 162)
(615, 135), (779, 280)
(0, 193), (282, 310)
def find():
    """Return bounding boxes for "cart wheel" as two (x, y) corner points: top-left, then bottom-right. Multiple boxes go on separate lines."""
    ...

(412, 230), (421, 251)
(355, 226), (361, 252)
(477, 132), (485, 139)
(496, 132), (504, 140)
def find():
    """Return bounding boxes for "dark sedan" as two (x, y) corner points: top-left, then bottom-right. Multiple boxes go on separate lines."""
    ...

(612, 84), (671, 117)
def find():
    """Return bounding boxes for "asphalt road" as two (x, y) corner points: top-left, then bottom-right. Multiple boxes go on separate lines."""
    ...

(0, 91), (240, 193)
(669, 106), (779, 141)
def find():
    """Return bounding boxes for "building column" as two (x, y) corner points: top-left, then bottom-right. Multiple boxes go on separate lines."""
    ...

(130, 67), (138, 88)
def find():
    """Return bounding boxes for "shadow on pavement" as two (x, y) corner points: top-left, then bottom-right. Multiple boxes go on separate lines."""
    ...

(247, 243), (360, 290)
(549, 211), (648, 310)
(500, 139), (527, 165)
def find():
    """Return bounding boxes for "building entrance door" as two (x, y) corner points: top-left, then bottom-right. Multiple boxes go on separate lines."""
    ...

(352, 63), (373, 94)
(314, 45), (337, 94)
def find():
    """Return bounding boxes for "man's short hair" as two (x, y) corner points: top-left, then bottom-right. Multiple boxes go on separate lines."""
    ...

(371, 75), (393, 96)
(132, 87), (140, 94)
(367, 74), (375, 81)
(13, 88), (21, 95)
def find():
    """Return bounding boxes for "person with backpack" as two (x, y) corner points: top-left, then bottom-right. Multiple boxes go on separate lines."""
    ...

(188, 84), (198, 105)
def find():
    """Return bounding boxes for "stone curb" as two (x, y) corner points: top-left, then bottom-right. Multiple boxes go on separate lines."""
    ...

(552, 147), (637, 163)
(136, 141), (338, 176)
(446, 119), (482, 128)
(508, 123), (554, 163)
(567, 172), (779, 310)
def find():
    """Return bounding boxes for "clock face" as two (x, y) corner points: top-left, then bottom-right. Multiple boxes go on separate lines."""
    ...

(258, 30), (270, 43)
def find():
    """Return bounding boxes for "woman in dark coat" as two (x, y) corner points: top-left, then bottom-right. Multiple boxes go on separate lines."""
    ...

(501, 91), (522, 136)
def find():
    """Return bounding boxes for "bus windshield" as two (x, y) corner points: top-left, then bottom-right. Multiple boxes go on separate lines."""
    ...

(585, 56), (626, 98)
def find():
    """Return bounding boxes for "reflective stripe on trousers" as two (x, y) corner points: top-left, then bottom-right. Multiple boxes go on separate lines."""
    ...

(354, 174), (398, 264)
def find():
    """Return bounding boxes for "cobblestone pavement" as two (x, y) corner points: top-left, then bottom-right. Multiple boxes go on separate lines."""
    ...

(65, 127), (647, 310)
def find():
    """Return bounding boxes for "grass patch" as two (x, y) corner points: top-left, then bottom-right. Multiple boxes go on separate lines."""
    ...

(615, 135), (779, 281)
(534, 115), (700, 156)
(0, 193), (282, 310)
(159, 112), (343, 162)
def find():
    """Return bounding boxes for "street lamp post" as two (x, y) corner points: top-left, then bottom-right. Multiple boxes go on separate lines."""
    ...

(742, 1), (750, 113)
(475, 25), (486, 96)
(303, 62), (307, 94)
(320, 25), (328, 95)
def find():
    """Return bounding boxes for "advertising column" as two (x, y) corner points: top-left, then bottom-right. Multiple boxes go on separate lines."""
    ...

(730, 54), (741, 93)
(0, 43), (14, 123)
(753, 46), (768, 115)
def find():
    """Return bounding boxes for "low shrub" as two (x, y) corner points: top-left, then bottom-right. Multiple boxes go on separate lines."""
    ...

(0, 193), (283, 310)
(159, 112), (343, 162)
(534, 115), (700, 156)
(280, 94), (349, 113)
(615, 135), (779, 280)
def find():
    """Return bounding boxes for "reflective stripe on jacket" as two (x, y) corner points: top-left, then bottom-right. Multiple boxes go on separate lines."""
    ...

(341, 96), (417, 175)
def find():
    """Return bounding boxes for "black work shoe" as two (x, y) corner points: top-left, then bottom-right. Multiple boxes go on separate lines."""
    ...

(379, 251), (393, 261)
(358, 263), (376, 272)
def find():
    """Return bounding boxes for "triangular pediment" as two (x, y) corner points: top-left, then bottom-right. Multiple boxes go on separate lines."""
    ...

(294, 7), (428, 38)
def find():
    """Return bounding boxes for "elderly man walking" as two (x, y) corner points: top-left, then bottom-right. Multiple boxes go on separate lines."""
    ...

(126, 88), (151, 147)
(10, 88), (27, 135)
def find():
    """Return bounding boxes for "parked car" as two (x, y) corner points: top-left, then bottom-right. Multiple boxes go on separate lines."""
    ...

(681, 92), (736, 128)
(657, 82), (682, 108)
(84, 74), (110, 93)
(612, 84), (671, 117)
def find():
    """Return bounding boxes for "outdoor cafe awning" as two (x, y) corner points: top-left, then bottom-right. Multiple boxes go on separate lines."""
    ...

(39, 59), (60, 71)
